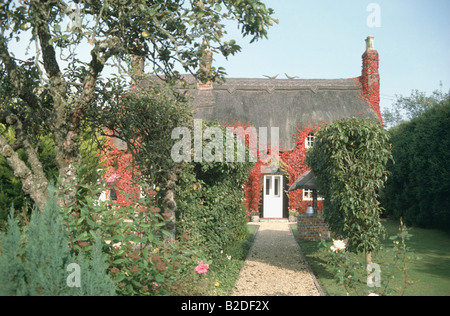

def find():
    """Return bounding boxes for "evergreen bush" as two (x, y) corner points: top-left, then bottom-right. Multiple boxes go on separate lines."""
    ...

(0, 188), (115, 296)
(306, 117), (392, 257)
(382, 97), (450, 230)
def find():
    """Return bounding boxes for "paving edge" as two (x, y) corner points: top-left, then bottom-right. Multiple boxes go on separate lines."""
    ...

(232, 223), (261, 296)
(288, 224), (328, 297)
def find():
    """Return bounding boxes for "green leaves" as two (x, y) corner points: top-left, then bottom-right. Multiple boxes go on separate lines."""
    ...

(382, 93), (450, 230)
(306, 118), (392, 254)
(0, 187), (115, 296)
(175, 122), (253, 257)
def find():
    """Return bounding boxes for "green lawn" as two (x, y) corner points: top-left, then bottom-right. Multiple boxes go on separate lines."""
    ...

(292, 220), (450, 296)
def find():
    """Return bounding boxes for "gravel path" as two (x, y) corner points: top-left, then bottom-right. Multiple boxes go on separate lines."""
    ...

(233, 222), (323, 296)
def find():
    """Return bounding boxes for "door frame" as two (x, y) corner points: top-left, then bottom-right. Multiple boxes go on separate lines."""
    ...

(262, 173), (287, 218)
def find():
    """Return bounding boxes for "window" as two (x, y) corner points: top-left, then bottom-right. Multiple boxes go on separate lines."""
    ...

(302, 189), (313, 200)
(274, 176), (280, 197)
(265, 177), (271, 195)
(302, 189), (324, 201)
(110, 189), (118, 201)
(305, 133), (315, 149)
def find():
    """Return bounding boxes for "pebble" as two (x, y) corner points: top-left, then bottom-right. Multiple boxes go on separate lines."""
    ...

(233, 222), (321, 296)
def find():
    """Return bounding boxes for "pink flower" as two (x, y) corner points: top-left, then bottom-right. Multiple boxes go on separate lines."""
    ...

(195, 261), (209, 274)
(107, 173), (121, 183)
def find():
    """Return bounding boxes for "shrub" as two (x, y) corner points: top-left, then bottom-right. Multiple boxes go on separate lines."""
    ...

(319, 220), (417, 296)
(0, 187), (115, 296)
(176, 122), (254, 258)
(62, 172), (205, 296)
(306, 118), (392, 257)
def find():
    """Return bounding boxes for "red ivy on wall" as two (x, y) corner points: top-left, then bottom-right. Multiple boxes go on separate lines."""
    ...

(244, 160), (263, 216)
(280, 123), (323, 213)
(100, 134), (140, 206)
(232, 121), (325, 215)
(225, 121), (263, 216)
(358, 49), (383, 124)
(101, 122), (329, 214)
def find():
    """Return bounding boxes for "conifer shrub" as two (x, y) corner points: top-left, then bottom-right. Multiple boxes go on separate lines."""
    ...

(0, 188), (115, 296)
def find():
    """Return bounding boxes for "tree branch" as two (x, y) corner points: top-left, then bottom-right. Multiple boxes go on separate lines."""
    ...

(0, 133), (48, 211)
(34, 4), (62, 79)
(6, 114), (47, 182)
(0, 34), (42, 111)
(70, 38), (122, 132)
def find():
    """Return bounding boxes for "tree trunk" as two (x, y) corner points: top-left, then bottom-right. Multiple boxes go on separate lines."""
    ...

(53, 128), (81, 209)
(162, 171), (178, 241)
(366, 251), (373, 284)
(0, 136), (48, 211)
(312, 189), (318, 214)
(366, 252), (372, 267)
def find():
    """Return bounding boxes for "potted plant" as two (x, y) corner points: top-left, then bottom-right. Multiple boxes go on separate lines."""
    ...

(289, 208), (299, 222)
(248, 209), (260, 222)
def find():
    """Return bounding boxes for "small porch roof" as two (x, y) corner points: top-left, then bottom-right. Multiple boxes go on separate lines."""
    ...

(288, 170), (317, 191)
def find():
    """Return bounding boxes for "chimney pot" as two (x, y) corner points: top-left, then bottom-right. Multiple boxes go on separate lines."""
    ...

(365, 36), (375, 52)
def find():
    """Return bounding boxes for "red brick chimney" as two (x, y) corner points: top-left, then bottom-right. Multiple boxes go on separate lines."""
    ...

(360, 36), (382, 123)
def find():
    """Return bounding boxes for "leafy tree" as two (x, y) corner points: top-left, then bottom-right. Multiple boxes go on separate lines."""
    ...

(306, 118), (392, 264)
(175, 121), (254, 257)
(97, 80), (194, 240)
(382, 85), (449, 128)
(0, 126), (104, 228)
(382, 95), (450, 230)
(0, 0), (277, 211)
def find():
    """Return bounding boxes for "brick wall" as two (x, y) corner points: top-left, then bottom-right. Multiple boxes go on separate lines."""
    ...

(297, 211), (330, 241)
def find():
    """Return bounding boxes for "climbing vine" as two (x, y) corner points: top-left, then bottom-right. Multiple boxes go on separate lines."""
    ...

(280, 123), (324, 212)
(235, 121), (326, 216)
(100, 134), (140, 207)
(358, 50), (383, 123)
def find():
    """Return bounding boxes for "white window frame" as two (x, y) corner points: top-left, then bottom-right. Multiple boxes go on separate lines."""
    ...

(305, 133), (316, 149)
(302, 189), (324, 201)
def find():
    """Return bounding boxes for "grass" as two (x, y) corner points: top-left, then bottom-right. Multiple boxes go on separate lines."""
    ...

(291, 220), (450, 296)
(207, 223), (258, 295)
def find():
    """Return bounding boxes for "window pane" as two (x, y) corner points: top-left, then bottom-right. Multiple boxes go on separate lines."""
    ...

(110, 189), (117, 201)
(274, 177), (280, 197)
(265, 177), (271, 195)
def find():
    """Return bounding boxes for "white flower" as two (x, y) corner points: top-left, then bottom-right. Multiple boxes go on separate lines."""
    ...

(330, 239), (346, 252)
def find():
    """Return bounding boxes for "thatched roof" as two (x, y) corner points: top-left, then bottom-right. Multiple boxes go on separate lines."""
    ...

(288, 170), (317, 191)
(192, 77), (379, 151)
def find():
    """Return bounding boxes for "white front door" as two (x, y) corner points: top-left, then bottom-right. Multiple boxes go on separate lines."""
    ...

(263, 175), (283, 218)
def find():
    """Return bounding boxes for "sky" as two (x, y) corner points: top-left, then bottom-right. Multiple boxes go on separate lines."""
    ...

(7, 0), (450, 115)
(213, 0), (450, 114)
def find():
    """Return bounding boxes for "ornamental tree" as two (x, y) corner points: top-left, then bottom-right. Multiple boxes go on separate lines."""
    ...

(305, 118), (392, 263)
(0, 0), (277, 211)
